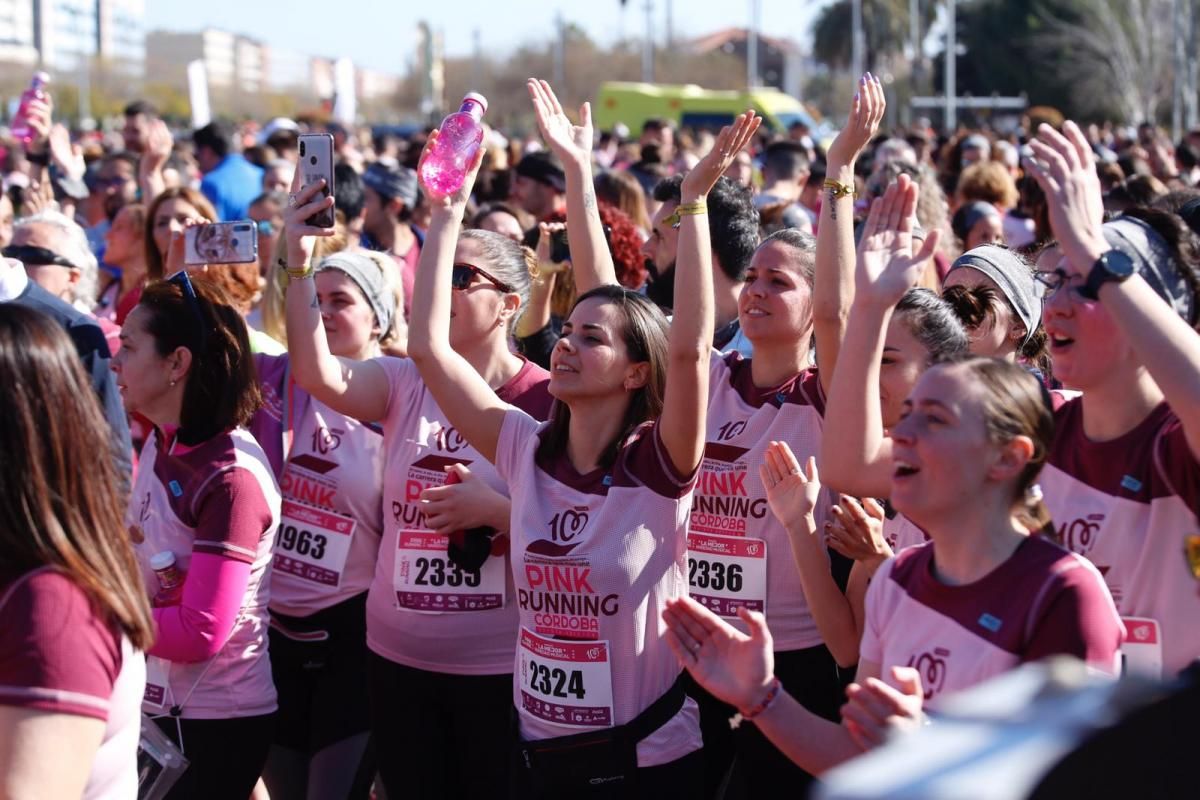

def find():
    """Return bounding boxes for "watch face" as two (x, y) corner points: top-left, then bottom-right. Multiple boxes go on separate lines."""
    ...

(1100, 250), (1136, 279)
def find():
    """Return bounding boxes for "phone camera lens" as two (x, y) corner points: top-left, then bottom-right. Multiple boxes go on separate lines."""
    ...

(231, 238), (239, 247)
(310, 155), (317, 165)
(299, 142), (306, 156)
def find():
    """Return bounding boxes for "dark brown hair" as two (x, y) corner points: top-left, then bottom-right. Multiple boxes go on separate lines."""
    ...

(138, 275), (261, 445)
(536, 285), (669, 470)
(950, 357), (1057, 541)
(144, 186), (218, 280)
(942, 283), (1052, 379)
(0, 305), (155, 649)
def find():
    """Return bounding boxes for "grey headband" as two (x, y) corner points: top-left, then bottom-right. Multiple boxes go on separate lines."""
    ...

(950, 244), (1041, 348)
(952, 201), (1001, 242)
(362, 163), (419, 208)
(1102, 217), (1195, 324)
(315, 251), (394, 338)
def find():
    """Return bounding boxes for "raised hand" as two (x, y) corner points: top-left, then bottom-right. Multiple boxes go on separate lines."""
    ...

(825, 496), (890, 563)
(1024, 121), (1107, 278)
(22, 96), (52, 155)
(681, 110), (762, 201)
(283, 169), (336, 268)
(47, 123), (84, 181)
(759, 441), (822, 532)
(142, 118), (175, 173)
(417, 128), (484, 210)
(662, 596), (775, 712)
(826, 73), (886, 170)
(855, 173), (939, 308)
(528, 79), (592, 166)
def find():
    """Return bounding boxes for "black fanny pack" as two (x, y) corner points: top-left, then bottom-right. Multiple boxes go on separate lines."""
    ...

(516, 676), (686, 793)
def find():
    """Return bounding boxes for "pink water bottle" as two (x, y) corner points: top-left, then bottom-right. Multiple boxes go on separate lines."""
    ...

(11, 72), (50, 146)
(419, 92), (488, 196)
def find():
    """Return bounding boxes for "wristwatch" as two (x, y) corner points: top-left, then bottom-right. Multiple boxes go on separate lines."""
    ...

(1078, 249), (1135, 301)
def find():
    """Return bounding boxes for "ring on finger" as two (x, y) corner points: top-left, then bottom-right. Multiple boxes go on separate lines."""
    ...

(287, 193), (299, 208)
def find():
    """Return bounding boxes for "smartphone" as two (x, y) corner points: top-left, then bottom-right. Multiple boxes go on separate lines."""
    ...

(184, 221), (258, 265)
(297, 133), (335, 228)
(549, 229), (571, 264)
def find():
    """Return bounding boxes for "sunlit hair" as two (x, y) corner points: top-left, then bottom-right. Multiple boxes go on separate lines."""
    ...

(459, 228), (534, 329)
(536, 285), (669, 470)
(137, 275), (261, 444)
(0, 304), (154, 649)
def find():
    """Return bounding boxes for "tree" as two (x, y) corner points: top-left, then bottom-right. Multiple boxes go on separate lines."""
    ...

(811, 0), (939, 74)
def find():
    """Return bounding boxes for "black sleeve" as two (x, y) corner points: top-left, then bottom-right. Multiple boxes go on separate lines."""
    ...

(69, 322), (133, 489)
(516, 318), (561, 371)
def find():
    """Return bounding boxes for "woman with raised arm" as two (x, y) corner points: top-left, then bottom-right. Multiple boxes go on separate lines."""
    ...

(282, 173), (551, 798)
(664, 350), (1122, 774)
(1024, 121), (1200, 677)
(529, 77), (886, 795)
(406, 106), (756, 799)
(251, 250), (398, 800)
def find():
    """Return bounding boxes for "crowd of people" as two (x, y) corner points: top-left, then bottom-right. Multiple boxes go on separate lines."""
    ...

(1, 65), (1199, 800)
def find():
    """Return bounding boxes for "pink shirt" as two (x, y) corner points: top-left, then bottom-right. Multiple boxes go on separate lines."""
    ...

(253, 354), (385, 617)
(129, 427), (280, 719)
(883, 510), (929, 552)
(1041, 398), (1200, 675)
(366, 356), (553, 675)
(693, 353), (834, 649)
(0, 567), (145, 800)
(861, 537), (1123, 710)
(497, 412), (703, 768)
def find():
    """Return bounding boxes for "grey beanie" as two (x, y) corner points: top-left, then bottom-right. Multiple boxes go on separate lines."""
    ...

(950, 244), (1041, 348)
(315, 251), (395, 338)
(1102, 216), (1195, 324)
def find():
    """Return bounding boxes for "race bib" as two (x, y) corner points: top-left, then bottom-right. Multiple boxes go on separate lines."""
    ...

(1120, 617), (1162, 677)
(143, 656), (170, 709)
(518, 627), (614, 729)
(274, 499), (356, 587)
(394, 530), (506, 612)
(687, 532), (767, 618)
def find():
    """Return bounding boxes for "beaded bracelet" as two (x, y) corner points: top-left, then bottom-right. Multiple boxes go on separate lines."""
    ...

(278, 255), (314, 281)
(728, 677), (782, 730)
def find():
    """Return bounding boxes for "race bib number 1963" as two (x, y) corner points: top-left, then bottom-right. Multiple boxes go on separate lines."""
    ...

(274, 499), (356, 587)
(518, 627), (614, 729)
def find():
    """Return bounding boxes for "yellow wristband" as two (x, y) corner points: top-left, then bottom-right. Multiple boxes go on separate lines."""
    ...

(286, 263), (314, 280)
(666, 201), (708, 229)
(823, 179), (856, 199)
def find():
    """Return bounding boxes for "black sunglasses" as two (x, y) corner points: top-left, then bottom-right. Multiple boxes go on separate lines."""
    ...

(452, 263), (513, 293)
(166, 270), (210, 349)
(2, 244), (78, 269)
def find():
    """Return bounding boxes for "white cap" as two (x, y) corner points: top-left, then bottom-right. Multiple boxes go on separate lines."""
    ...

(463, 92), (488, 115)
(33, 71), (49, 84)
(150, 551), (176, 571)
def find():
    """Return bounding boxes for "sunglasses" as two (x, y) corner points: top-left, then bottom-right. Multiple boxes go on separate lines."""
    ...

(166, 270), (210, 349)
(2, 244), (78, 269)
(452, 262), (513, 293)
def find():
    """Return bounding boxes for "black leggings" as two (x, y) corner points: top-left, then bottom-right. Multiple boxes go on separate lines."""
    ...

(367, 652), (512, 800)
(691, 644), (843, 799)
(152, 713), (275, 800)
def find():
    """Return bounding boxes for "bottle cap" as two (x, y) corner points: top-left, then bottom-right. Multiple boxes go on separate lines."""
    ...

(32, 71), (49, 86)
(462, 92), (488, 115)
(150, 551), (176, 571)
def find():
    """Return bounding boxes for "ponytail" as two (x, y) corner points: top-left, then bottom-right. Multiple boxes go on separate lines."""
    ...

(1016, 483), (1059, 544)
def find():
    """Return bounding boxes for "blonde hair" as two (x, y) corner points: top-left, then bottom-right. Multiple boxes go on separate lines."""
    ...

(260, 223), (350, 346)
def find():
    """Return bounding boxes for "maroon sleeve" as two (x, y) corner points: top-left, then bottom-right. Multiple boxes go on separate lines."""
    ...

(1154, 416), (1200, 516)
(1023, 562), (1123, 669)
(620, 421), (699, 499)
(192, 467), (274, 564)
(0, 570), (121, 721)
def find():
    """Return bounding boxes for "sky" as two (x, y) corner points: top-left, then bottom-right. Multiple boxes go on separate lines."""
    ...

(145, 0), (833, 75)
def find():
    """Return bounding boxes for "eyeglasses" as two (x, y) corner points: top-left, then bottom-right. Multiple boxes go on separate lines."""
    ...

(452, 263), (513, 293)
(94, 175), (133, 188)
(1033, 268), (1093, 302)
(2, 244), (78, 269)
(166, 270), (209, 349)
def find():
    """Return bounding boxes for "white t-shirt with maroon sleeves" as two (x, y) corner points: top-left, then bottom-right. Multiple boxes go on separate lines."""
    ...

(253, 353), (385, 617)
(1040, 398), (1200, 676)
(366, 356), (553, 676)
(129, 427), (280, 719)
(0, 568), (145, 800)
(692, 352), (834, 649)
(496, 411), (704, 768)
(861, 536), (1123, 711)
